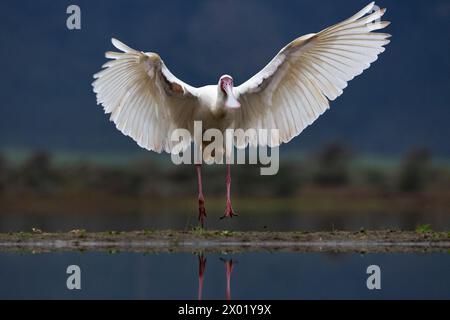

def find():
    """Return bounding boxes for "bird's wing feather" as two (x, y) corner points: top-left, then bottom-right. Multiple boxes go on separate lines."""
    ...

(93, 38), (199, 153)
(234, 2), (391, 147)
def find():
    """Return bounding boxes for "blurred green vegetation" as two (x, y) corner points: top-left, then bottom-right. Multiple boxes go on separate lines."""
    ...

(0, 143), (449, 199)
(398, 149), (433, 192)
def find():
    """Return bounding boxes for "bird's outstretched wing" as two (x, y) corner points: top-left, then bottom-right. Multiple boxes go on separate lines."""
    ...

(234, 2), (391, 147)
(93, 38), (199, 153)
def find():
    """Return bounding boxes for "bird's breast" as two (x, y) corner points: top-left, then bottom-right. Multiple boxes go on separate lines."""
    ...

(194, 87), (233, 132)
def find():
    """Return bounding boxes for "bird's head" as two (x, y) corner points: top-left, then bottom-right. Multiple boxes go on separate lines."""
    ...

(219, 75), (241, 109)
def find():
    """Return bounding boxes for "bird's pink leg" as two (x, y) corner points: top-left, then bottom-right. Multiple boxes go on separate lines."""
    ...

(196, 164), (207, 227)
(198, 254), (206, 300)
(223, 259), (234, 301)
(222, 164), (238, 219)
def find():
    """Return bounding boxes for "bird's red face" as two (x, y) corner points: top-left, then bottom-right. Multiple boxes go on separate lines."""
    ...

(220, 76), (233, 92)
(220, 75), (241, 109)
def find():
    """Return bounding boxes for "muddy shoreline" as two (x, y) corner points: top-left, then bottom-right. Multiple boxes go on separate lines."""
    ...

(0, 230), (449, 253)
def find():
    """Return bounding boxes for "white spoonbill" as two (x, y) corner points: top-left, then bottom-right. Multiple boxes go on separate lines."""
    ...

(92, 2), (390, 227)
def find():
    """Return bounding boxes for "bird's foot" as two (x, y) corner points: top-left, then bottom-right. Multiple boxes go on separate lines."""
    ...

(198, 195), (207, 228)
(221, 200), (238, 219)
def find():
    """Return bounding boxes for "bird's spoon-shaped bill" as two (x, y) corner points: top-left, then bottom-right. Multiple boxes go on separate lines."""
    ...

(224, 86), (241, 109)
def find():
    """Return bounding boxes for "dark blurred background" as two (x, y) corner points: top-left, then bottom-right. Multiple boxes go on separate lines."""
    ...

(0, 0), (449, 232)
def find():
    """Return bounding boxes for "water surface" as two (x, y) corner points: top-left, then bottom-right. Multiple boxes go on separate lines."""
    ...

(0, 251), (449, 299)
(1, 209), (449, 232)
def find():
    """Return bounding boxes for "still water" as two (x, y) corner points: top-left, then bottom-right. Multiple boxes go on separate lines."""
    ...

(0, 251), (449, 299)
(1, 209), (449, 232)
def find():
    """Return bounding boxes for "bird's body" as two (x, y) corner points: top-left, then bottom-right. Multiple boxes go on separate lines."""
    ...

(93, 2), (391, 226)
(192, 85), (235, 131)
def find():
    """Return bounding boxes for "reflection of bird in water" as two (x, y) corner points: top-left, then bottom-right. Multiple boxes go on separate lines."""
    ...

(198, 254), (207, 300)
(93, 2), (390, 228)
(220, 258), (236, 301)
